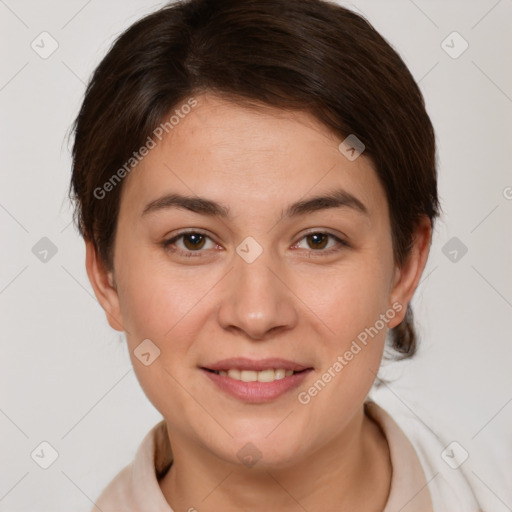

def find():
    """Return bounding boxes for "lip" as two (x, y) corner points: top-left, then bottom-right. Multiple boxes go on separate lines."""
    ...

(200, 358), (314, 403)
(202, 357), (311, 372)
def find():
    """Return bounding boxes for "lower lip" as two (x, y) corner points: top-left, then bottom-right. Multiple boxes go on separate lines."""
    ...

(201, 368), (313, 403)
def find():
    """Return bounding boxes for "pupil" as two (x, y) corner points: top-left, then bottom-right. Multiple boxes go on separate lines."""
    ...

(182, 234), (328, 251)
(309, 233), (327, 250)
(184, 234), (204, 250)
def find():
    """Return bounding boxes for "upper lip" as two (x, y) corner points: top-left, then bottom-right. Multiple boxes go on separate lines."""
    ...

(202, 357), (312, 372)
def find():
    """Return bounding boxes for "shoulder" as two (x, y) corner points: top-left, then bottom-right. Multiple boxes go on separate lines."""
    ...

(90, 419), (173, 512)
(369, 399), (483, 512)
(92, 462), (136, 512)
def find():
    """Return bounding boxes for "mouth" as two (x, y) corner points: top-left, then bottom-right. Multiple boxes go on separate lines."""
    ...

(200, 358), (313, 403)
(202, 367), (307, 382)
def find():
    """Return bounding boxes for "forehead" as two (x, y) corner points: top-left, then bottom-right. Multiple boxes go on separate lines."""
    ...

(119, 93), (387, 222)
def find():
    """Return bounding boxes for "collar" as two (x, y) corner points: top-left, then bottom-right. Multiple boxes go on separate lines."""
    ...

(132, 400), (433, 511)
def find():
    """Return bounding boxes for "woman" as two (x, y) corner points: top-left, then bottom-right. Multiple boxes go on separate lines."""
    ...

(69, 0), (482, 510)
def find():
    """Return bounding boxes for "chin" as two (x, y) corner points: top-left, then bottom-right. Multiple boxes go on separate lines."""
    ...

(214, 427), (304, 470)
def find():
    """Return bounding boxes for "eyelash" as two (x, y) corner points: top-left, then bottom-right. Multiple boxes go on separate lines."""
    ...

(161, 230), (349, 257)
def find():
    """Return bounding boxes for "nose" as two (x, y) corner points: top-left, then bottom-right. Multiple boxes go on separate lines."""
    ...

(216, 245), (298, 340)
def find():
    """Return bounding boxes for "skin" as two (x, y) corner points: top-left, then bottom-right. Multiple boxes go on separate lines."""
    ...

(86, 93), (432, 511)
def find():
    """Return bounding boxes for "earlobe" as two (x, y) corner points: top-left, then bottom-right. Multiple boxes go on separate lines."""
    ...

(387, 216), (432, 329)
(85, 240), (125, 332)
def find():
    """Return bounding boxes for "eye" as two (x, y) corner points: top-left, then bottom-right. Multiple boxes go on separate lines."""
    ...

(293, 232), (348, 255)
(162, 230), (349, 258)
(162, 231), (217, 256)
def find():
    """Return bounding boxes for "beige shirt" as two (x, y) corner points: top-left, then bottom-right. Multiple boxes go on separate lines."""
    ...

(92, 401), (481, 511)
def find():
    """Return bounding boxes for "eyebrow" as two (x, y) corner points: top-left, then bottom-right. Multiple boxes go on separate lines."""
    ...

(141, 188), (369, 220)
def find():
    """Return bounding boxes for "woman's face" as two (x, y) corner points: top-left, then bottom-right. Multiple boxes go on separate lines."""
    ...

(87, 93), (428, 469)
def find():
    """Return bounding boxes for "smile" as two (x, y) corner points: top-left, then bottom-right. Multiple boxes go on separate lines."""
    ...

(206, 368), (300, 382)
(200, 357), (313, 402)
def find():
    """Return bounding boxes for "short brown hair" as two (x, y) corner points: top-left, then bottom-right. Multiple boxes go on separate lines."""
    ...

(69, 0), (441, 360)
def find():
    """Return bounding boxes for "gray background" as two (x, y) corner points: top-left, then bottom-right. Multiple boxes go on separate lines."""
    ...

(1, 0), (511, 510)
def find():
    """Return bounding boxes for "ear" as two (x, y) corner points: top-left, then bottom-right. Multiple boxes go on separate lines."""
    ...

(85, 240), (125, 332)
(387, 216), (432, 328)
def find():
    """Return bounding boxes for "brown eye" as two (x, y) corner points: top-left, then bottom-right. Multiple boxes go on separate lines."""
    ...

(306, 233), (329, 250)
(181, 233), (206, 250)
(162, 231), (216, 255)
(293, 232), (348, 255)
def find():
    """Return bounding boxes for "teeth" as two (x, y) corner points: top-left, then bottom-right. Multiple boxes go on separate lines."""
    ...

(227, 369), (240, 380)
(241, 370), (258, 382)
(256, 369), (277, 382)
(274, 369), (287, 380)
(216, 368), (296, 382)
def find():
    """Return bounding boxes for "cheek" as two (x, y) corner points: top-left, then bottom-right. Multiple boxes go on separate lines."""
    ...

(115, 245), (204, 340)
(294, 274), (390, 439)
(113, 252), (212, 419)
(295, 254), (392, 399)
(304, 256), (392, 340)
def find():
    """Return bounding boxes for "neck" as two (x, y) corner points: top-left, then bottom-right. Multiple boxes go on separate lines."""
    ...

(159, 404), (391, 512)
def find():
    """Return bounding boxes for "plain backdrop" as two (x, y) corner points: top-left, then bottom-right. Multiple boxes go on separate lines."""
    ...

(1, 0), (511, 510)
